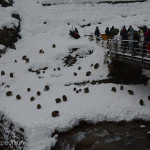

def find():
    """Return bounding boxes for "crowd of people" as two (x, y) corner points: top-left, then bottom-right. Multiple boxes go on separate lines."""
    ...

(95, 25), (150, 56)
(119, 25), (150, 56)
(69, 25), (150, 57)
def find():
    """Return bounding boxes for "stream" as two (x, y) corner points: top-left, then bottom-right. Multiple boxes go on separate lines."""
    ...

(52, 121), (150, 150)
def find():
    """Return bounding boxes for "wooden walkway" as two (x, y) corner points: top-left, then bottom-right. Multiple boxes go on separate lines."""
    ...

(106, 40), (150, 70)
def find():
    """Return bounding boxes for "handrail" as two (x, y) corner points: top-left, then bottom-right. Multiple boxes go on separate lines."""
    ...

(107, 39), (150, 64)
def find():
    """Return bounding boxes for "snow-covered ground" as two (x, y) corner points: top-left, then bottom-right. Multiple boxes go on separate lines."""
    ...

(0, 0), (150, 149)
(37, 0), (148, 4)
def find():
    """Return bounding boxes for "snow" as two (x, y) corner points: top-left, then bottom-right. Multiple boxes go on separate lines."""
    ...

(0, 0), (150, 150)
(37, 0), (147, 4)
(0, 7), (19, 29)
(0, 44), (5, 49)
(140, 125), (146, 128)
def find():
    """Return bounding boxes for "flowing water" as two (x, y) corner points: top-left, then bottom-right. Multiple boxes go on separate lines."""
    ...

(52, 121), (150, 150)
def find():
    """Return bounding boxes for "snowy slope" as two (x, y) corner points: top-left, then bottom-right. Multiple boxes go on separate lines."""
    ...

(0, 0), (150, 149)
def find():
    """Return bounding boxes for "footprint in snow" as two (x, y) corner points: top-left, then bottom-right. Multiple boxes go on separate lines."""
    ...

(50, 72), (63, 77)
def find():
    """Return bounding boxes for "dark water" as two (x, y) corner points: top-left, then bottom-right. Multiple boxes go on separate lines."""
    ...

(52, 121), (150, 150)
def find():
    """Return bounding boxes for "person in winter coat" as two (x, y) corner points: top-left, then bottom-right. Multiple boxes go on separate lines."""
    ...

(138, 30), (145, 54)
(110, 26), (119, 38)
(105, 27), (110, 40)
(69, 28), (80, 39)
(75, 28), (78, 33)
(120, 26), (128, 40)
(110, 26), (115, 38)
(95, 26), (100, 42)
(143, 26), (147, 35)
(120, 26), (128, 50)
(110, 26), (114, 33)
(128, 32), (133, 52)
(139, 30), (144, 42)
(145, 29), (150, 56)
(133, 31), (139, 52)
(128, 25), (134, 35)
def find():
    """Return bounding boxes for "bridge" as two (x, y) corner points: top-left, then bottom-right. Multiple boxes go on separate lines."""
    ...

(103, 39), (150, 70)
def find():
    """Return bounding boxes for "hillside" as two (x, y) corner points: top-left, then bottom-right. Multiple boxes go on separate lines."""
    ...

(0, 0), (150, 149)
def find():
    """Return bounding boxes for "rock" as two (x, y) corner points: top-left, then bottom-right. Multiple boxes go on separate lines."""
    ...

(0, 0), (13, 7)
(73, 88), (76, 91)
(88, 142), (117, 150)
(74, 72), (77, 76)
(44, 85), (50, 91)
(43, 67), (48, 70)
(63, 55), (77, 67)
(75, 134), (98, 150)
(139, 99), (144, 106)
(6, 85), (10, 88)
(37, 104), (41, 109)
(62, 95), (67, 101)
(52, 44), (56, 48)
(19, 128), (24, 132)
(55, 98), (61, 103)
(94, 63), (99, 69)
(1, 71), (5, 76)
(11, 43), (16, 50)
(109, 60), (142, 78)
(28, 68), (33, 72)
(52, 111), (59, 117)
(91, 64), (93, 67)
(117, 121), (125, 127)
(148, 96), (150, 101)
(14, 60), (17, 63)
(54, 68), (56, 71)
(16, 95), (21, 100)
(120, 86), (123, 90)
(128, 90), (134, 95)
(86, 71), (91, 76)
(6, 91), (12, 96)
(10, 73), (14, 78)
(57, 67), (60, 71)
(78, 66), (81, 70)
(36, 70), (40, 75)
(0, 26), (20, 49)
(37, 91), (41, 96)
(1, 82), (5, 86)
(91, 81), (96, 85)
(111, 87), (116, 92)
(30, 96), (35, 101)
(27, 88), (31, 92)
(84, 87), (89, 93)
(12, 13), (20, 20)
(79, 89), (82, 92)
(76, 90), (79, 93)
(43, 71), (45, 73)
